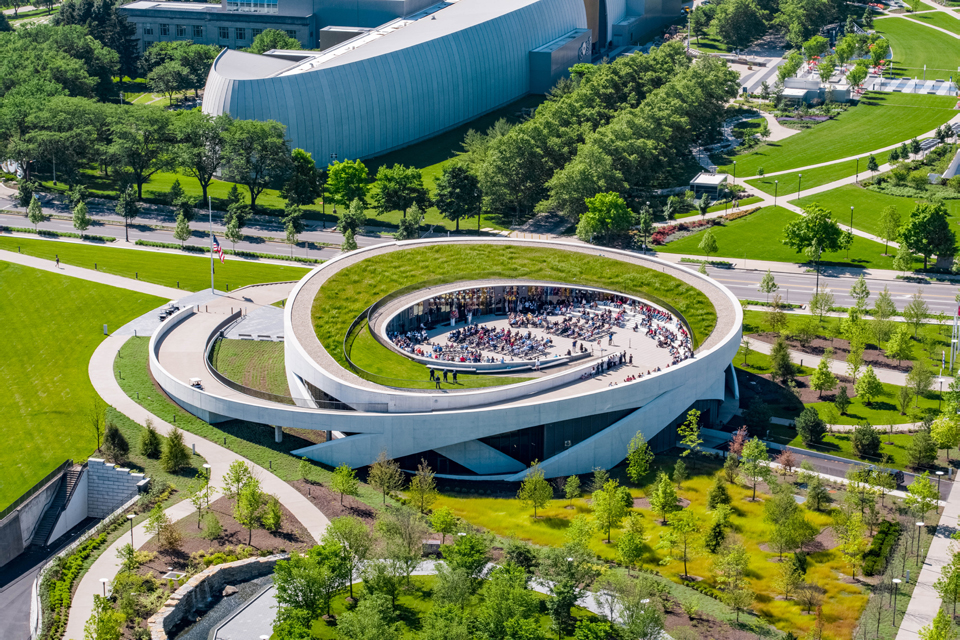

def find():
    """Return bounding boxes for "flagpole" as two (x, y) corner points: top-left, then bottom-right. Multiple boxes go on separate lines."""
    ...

(209, 196), (214, 294)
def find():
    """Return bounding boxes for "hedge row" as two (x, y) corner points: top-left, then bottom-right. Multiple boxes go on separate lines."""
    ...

(0, 226), (117, 243)
(680, 257), (734, 267)
(864, 520), (900, 576)
(133, 239), (323, 264)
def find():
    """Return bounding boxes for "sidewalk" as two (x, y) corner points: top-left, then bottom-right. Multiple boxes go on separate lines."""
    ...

(63, 325), (330, 639)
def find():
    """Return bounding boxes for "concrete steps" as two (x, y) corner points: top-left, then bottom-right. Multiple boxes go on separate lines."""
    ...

(29, 466), (81, 549)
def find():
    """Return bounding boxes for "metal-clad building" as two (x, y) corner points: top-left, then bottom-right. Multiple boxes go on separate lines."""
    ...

(202, 0), (593, 162)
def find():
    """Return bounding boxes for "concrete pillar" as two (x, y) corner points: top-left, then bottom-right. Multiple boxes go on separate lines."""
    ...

(274, 425), (282, 443)
(325, 430), (333, 443)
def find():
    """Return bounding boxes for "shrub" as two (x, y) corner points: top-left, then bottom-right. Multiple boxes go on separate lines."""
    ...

(133, 239), (322, 264)
(863, 520), (900, 576)
(140, 420), (162, 459)
(103, 421), (129, 463)
(0, 225), (116, 242)
(200, 512), (222, 541)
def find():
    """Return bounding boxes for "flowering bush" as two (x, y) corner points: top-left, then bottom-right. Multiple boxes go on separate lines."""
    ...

(649, 219), (718, 245)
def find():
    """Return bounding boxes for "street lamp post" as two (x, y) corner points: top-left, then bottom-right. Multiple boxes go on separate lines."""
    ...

(329, 153), (338, 221)
(733, 161), (737, 185)
(848, 206), (853, 259)
(774, 180), (778, 207)
(937, 471), (945, 508)
(855, 157), (860, 184)
(917, 522), (925, 564)
(892, 578), (902, 621)
(798, 173), (803, 200)
(127, 513), (135, 547)
(100, 578), (109, 597)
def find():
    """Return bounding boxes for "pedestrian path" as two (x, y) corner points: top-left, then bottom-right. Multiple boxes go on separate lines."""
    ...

(64, 334), (331, 640)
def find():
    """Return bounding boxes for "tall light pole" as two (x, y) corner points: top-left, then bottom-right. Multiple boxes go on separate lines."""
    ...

(848, 206), (853, 259)
(917, 522), (924, 564)
(892, 578), (902, 621)
(733, 161), (737, 185)
(937, 471), (945, 508)
(774, 180), (778, 207)
(855, 156), (860, 184)
(329, 153), (338, 221)
(127, 513), (135, 547)
(798, 173), (803, 200)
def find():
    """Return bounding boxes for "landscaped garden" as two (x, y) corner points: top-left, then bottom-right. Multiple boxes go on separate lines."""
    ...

(314, 245), (719, 389)
(0, 236), (310, 292)
(655, 206), (918, 270)
(874, 16), (960, 80)
(0, 261), (162, 511)
(712, 93), (957, 176)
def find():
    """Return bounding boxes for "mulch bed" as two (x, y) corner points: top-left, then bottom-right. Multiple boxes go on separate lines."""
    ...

(138, 495), (313, 576)
(290, 479), (377, 527)
(752, 332), (913, 373)
(793, 375), (856, 405)
(663, 596), (757, 640)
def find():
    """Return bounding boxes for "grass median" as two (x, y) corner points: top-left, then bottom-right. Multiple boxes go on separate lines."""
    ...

(746, 151), (894, 197)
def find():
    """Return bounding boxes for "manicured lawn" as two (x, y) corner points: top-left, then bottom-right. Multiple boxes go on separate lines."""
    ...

(874, 16), (960, 80)
(906, 10), (960, 34)
(688, 26), (737, 54)
(209, 339), (290, 397)
(735, 345), (816, 377)
(0, 262), (163, 511)
(106, 407), (207, 489)
(308, 575), (599, 640)
(655, 206), (912, 270)
(0, 236), (309, 292)
(114, 337), (389, 508)
(676, 196), (764, 219)
(746, 151), (894, 196)
(435, 461), (868, 640)
(791, 184), (960, 239)
(714, 92), (957, 176)
(803, 380), (941, 430)
(314, 245), (720, 387)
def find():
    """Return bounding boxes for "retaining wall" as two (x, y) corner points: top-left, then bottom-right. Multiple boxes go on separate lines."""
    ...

(86, 459), (149, 518)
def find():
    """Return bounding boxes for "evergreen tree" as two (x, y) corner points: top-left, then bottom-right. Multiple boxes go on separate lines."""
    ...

(834, 384), (851, 415)
(341, 229), (358, 252)
(160, 426), (190, 473)
(173, 213), (191, 246)
(769, 335), (793, 383)
(103, 421), (129, 463)
(673, 459), (688, 489)
(707, 475), (731, 509)
(140, 419), (162, 459)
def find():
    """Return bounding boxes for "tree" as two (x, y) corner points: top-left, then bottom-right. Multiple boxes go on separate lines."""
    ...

(263, 496), (282, 532)
(713, 0), (768, 49)
(906, 471), (940, 521)
(337, 197), (367, 238)
(837, 513), (868, 578)
(516, 461), (552, 518)
(430, 506), (458, 545)
(281, 148), (323, 207)
(810, 352), (837, 398)
(660, 509), (702, 578)
(885, 325), (913, 366)
(327, 159), (369, 207)
(224, 217), (243, 251)
(849, 275), (870, 311)
(781, 204), (847, 273)
(908, 430), (938, 469)
(707, 475), (731, 509)
(796, 407), (827, 445)
(698, 229), (719, 258)
(774, 557), (804, 599)
(283, 204), (306, 251)
(904, 290), (930, 336)
(222, 119), (291, 210)
(223, 459), (253, 499)
(766, 293), (789, 333)
(408, 458), (439, 514)
(114, 186), (141, 243)
(690, 6), (711, 43)
(323, 515), (373, 599)
(576, 192), (634, 244)
(678, 409), (703, 459)
(564, 475), (582, 505)
(172, 213), (191, 247)
(817, 55), (836, 84)
(109, 107), (172, 201)
(234, 475), (266, 545)
(835, 384), (851, 416)
(617, 513), (646, 571)
(393, 204), (422, 240)
(855, 366), (884, 406)
(247, 28), (302, 54)
(697, 194), (712, 221)
(907, 365), (934, 407)
(140, 419), (162, 459)
(343, 230), (358, 252)
(931, 415), (960, 466)
(368, 451), (404, 505)
(740, 437), (770, 500)
(759, 270), (778, 304)
(84, 594), (123, 640)
(160, 426), (190, 473)
(102, 421), (129, 464)
(810, 284), (835, 321)
(900, 202), (956, 269)
(806, 474), (829, 511)
(147, 61), (186, 104)
(371, 163), (430, 218)
(743, 397), (772, 436)
(434, 164), (482, 232)
(673, 459), (688, 490)
(71, 201), (91, 238)
(769, 335), (793, 384)
(648, 471), (679, 524)
(725, 588), (754, 623)
(588, 467), (610, 495)
(336, 593), (401, 640)
(475, 564), (540, 640)
(919, 608), (952, 640)
(934, 555), (960, 618)
(852, 422), (881, 459)
(331, 463), (359, 506)
(274, 544), (347, 624)
(866, 154), (879, 174)
(626, 431), (654, 484)
(27, 195), (45, 231)
(637, 208), (653, 251)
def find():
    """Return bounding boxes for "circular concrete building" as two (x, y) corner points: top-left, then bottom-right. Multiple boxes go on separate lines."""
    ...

(150, 238), (741, 480)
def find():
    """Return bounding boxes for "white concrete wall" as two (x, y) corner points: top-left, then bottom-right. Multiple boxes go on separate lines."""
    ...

(48, 469), (88, 545)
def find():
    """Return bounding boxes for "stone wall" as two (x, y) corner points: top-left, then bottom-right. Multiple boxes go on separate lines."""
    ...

(148, 555), (287, 640)
(87, 459), (149, 518)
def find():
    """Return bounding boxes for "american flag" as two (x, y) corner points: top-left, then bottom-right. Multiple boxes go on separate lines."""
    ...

(212, 234), (225, 264)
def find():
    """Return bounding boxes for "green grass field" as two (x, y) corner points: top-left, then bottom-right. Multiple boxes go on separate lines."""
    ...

(791, 184), (960, 239)
(906, 10), (960, 34)
(0, 262), (163, 511)
(687, 25), (737, 54)
(314, 245), (719, 387)
(676, 196), (764, 218)
(0, 236), (309, 292)
(803, 380), (941, 429)
(714, 93), (957, 176)
(436, 460), (867, 640)
(746, 151), (894, 196)
(209, 339), (290, 397)
(655, 206), (917, 270)
(874, 16), (960, 79)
